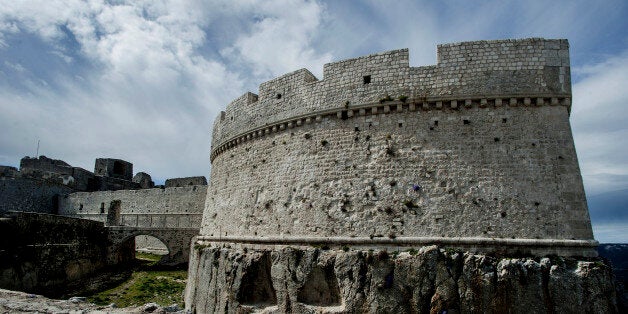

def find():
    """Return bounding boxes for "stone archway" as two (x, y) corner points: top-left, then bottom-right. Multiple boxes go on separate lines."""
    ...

(134, 234), (170, 264)
(106, 226), (198, 266)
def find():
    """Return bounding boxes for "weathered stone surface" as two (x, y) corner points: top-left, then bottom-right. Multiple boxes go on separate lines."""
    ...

(0, 289), (190, 313)
(0, 177), (74, 214)
(0, 212), (109, 296)
(185, 246), (618, 313)
(58, 186), (205, 227)
(201, 39), (593, 252)
(165, 176), (207, 188)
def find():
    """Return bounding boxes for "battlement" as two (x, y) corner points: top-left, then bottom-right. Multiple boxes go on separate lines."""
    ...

(211, 38), (571, 156)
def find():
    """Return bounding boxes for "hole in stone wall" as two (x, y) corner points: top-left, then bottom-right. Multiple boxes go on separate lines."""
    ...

(113, 161), (125, 176)
(494, 137), (500, 142)
(398, 123), (403, 128)
(355, 127), (360, 132)
(341, 111), (349, 120)
(297, 264), (341, 306)
(237, 253), (277, 306)
(276, 93), (282, 99)
(502, 118), (507, 123)
(363, 75), (371, 84)
(500, 212), (507, 218)
(463, 119), (470, 125)
(434, 120), (439, 126)
(100, 202), (105, 214)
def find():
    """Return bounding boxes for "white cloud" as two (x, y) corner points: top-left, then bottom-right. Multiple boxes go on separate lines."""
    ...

(572, 51), (628, 196)
(220, 0), (332, 79)
(0, 0), (330, 182)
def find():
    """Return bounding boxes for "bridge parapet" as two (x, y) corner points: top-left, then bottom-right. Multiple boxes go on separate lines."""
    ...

(119, 213), (202, 228)
(63, 212), (202, 228)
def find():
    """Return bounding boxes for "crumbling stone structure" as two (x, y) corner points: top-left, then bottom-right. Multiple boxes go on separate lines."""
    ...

(165, 176), (208, 188)
(186, 39), (613, 313)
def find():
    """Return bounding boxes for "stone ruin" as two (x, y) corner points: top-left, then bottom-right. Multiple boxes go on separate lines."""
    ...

(185, 38), (619, 313)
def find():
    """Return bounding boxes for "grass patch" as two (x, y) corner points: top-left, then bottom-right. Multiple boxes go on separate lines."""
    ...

(135, 251), (163, 262)
(87, 270), (186, 307)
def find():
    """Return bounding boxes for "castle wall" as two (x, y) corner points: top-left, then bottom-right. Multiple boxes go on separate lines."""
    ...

(165, 176), (207, 188)
(19, 156), (96, 191)
(201, 38), (592, 250)
(0, 212), (109, 297)
(58, 186), (206, 228)
(203, 105), (591, 241)
(0, 177), (74, 214)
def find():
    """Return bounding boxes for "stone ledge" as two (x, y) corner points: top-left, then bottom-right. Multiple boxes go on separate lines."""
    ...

(196, 235), (596, 247)
(195, 235), (598, 257)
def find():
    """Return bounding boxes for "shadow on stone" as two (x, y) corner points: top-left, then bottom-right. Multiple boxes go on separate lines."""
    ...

(237, 253), (277, 306)
(297, 264), (341, 306)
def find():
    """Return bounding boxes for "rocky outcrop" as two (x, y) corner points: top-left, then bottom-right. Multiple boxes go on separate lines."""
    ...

(185, 245), (619, 313)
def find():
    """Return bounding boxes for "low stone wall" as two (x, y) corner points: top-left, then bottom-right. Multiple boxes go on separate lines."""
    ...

(0, 212), (109, 297)
(185, 245), (619, 313)
(0, 177), (74, 214)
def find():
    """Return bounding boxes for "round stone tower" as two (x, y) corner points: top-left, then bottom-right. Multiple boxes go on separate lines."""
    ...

(186, 39), (606, 313)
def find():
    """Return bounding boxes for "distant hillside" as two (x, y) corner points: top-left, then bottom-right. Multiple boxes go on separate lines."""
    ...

(597, 244), (628, 288)
(588, 189), (628, 223)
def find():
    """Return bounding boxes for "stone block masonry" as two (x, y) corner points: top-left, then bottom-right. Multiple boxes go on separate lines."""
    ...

(0, 212), (109, 297)
(200, 38), (594, 256)
(58, 186), (206, 228)
(0, 177), (74, 214)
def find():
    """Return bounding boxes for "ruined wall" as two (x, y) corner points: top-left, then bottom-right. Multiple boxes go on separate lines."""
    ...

(0, 212), (109, 297)
(185, 246), (618, 313)
(94, 158), (133, 181)
(0, 177), (74, 214)
(58, 186), (206, 228)
(19, 156), (95, 191)
(201, 39), (592, 253)
(165, 176), (207, 188)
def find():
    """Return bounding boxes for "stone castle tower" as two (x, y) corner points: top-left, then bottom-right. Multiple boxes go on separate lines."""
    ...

(186, 39), (608, 313)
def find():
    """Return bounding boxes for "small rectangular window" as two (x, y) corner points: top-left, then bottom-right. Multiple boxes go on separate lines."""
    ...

(363, 75), (371, 84)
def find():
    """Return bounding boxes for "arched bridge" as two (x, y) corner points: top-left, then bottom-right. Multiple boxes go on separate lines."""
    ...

(62, 203), (202, 266)
(107, 226), (199, 266)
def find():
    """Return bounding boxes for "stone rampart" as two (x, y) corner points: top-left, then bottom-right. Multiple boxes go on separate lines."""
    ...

(165, 176), (207, 188)
(58, 186), (206, 228)
(0, 212), (109, 297)
(0, 177), (74, 214)
(200, 38), (594, 255)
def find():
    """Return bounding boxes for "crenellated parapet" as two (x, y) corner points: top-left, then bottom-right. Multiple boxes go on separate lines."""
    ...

(211, 38), (571, 161)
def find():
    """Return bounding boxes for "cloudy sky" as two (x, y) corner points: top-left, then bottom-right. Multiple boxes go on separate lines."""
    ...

(0, 0), (626, 242)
